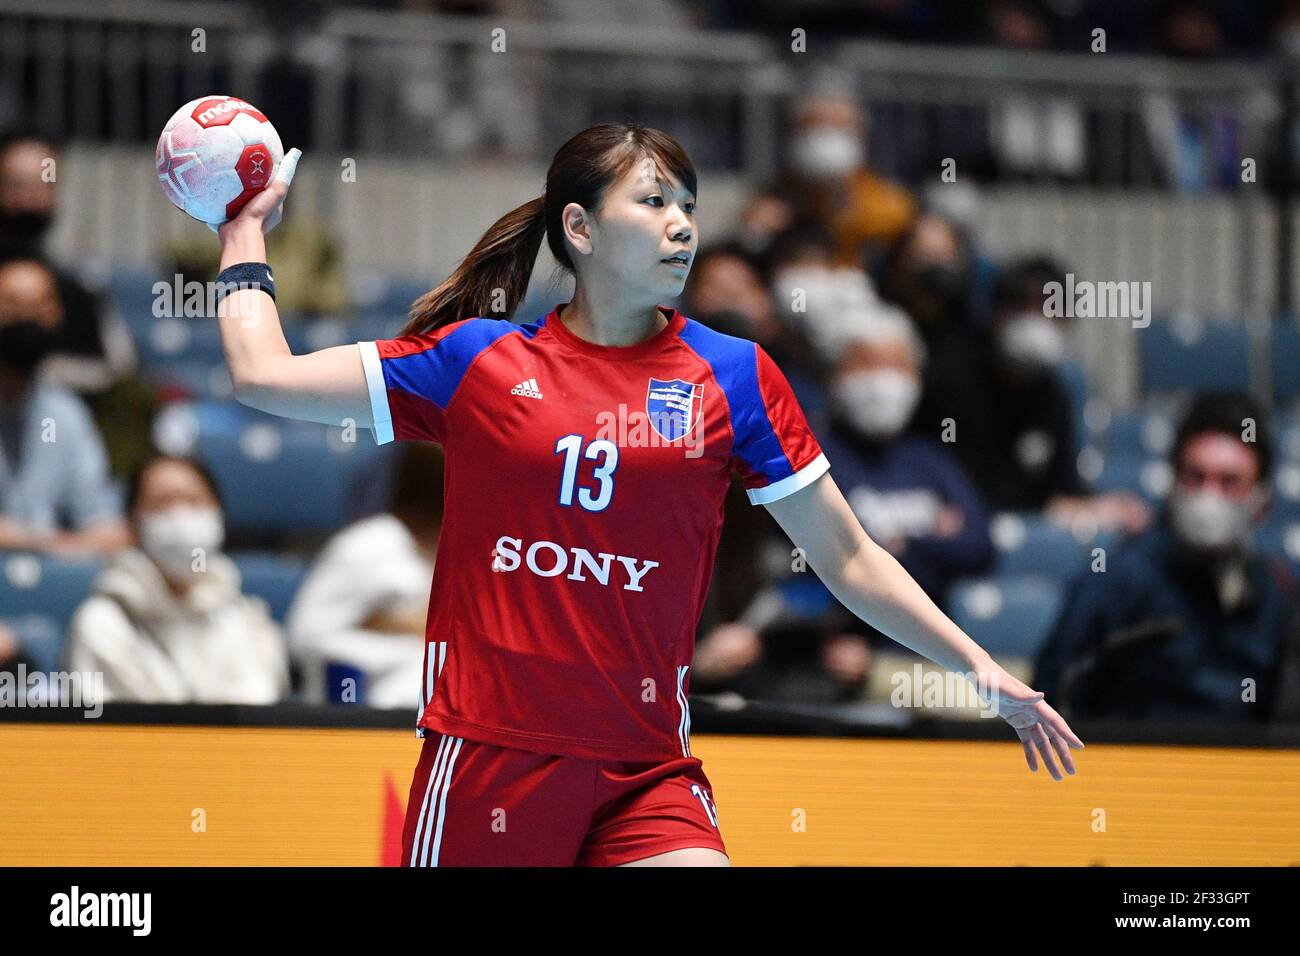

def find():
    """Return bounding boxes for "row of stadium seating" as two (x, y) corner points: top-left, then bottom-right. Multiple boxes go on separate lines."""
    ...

(1, 550), (306, 674)
(101, 267), (1300, 402)
(149, 402), (384, 535)
(7, 501), (1299, 675)
(130, 391), (1300, 539)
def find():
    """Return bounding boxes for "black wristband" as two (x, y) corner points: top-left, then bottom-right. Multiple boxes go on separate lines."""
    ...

(215, 262), (277, 303)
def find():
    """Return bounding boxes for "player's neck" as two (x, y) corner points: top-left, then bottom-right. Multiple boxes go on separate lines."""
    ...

(559, 291), (667, 348)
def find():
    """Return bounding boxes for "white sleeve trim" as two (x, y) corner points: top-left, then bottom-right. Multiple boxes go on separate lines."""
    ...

(356, 341), (395, 445)
(746, 452), (830, 505)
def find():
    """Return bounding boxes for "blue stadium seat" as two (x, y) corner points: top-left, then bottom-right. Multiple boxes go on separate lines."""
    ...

(0, 552), (104, 669)
(776, 575), (837, 618)
(133, 316), (227, 367)
(990, 512), (1089, 579)
(1273, 319), (1300, 404)
(1140, 317), (1249, 395)
(0, 613), (65, 673)
(105, 269), (166, 333)
(350, 314), (405, 343)
(1056, 360), (1090, 460)
(143, 359), (236, 402)
(1257, 519), (1300, 574)
(229, 551), (309, 622)
(153, 402), (380, 535)
(946, 574), (1064, 659)
(356, 277), (428, 320)
(1090, 451), (1171, 502)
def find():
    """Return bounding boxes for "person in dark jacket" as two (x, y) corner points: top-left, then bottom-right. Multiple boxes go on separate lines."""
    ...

(1033, 391), (1300, 723)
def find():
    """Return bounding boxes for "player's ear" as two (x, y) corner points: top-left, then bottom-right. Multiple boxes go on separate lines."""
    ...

(562, 201), (593, 257)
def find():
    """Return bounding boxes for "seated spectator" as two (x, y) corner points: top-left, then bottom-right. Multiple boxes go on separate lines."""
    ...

(288, 443), (442, 708)
(0, 127), (152, 477)
(64, 454), (287, 704)
(737, 83), (916, 266)
(819, 311), (996, 603)
(695, 310), (998, 704)
(1033, 392), (1300, 723)
(682, 238), (825, 428)
(981, 257), (1150, 533)
(0, 259), (129, 555)
(0, 128), (138, 394)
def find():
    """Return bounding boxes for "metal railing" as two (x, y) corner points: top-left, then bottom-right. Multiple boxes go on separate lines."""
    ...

(2, 0), (1296, 407)
(1, 0), (1285, 188)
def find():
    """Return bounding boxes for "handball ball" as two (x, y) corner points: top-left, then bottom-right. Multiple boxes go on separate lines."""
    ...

(155, 95), (284, 226)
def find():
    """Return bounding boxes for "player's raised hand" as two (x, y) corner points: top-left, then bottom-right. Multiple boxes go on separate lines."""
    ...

(215, 147), (301, 240)
(983, 668), (1085, 780)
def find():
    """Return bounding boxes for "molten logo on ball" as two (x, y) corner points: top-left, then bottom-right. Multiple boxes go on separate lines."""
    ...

(156, 94), (284, 225)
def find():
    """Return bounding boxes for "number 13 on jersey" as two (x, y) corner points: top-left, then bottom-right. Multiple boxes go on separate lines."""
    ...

(555, 434), (619, 512)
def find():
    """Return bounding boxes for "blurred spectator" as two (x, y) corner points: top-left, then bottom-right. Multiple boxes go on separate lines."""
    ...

(1140, 1), (1241, 192)
(881, 211), (998, 465)
(683, 238), (825, 427)
(64, 454), (287, 704)
(981, 257), (1150, 532)
(0, 129), (138, 393)
(739, 84), (916, 267)
(818, 310), (995, 602)
(288, 443), (442, 708)
(983, 1), (1088, 181)
(877, 209), (979, 331)
(0, 127), (152, 476)
(687, 236), (831, 645)
(1033, 391), (1300, 723)
(695, 308), (997, 702)
(0, 259), (129, 555)
(692, 609), (873, 704)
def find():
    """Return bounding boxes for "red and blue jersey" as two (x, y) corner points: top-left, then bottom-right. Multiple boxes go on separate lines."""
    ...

(357, 304), (828, 761)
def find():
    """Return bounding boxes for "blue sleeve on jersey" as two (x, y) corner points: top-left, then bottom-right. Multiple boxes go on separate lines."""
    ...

(358, 318), (528, 443)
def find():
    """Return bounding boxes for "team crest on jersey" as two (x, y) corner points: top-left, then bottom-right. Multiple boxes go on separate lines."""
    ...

(645, 378), (704, 442)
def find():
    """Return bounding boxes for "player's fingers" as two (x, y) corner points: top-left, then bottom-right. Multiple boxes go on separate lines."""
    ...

(1051, 714), (1086, 750)
(1020, 733), (1038, 772)
(1047, 726), (1077, 776)
(274, 148), (301, 187)
(1032, 724), (1063, 781)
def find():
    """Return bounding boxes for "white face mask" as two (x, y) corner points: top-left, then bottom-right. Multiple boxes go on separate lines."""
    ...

(996, 314), (1067, 371)
(139, 505), (225, 577)
(1167, 486), (1262, 553)
(832, 369), (920, 440)
(791, 127), (862, 179)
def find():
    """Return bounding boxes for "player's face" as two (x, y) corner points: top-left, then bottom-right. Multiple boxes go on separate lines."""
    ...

(585, 156), (697, 299)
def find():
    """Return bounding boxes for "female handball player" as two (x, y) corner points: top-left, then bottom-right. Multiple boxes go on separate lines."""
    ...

(208, 123), (1083, 867)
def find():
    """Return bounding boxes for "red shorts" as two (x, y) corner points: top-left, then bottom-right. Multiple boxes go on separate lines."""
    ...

(400, 732), (727, 866)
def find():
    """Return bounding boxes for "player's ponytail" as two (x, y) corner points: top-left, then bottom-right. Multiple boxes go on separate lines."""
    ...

(403, 122), (696, 336)
(403, 195), (547, 334)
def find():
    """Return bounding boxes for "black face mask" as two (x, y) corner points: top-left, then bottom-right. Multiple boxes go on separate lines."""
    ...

(911, 263), (968, 303)
(0, 318), (57, 375)
(0, 210), (53, 256)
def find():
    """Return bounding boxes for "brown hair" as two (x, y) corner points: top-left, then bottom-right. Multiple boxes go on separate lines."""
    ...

(402, 123), (697, 335)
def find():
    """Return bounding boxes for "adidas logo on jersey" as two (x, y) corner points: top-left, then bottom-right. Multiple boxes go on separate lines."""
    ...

(510, 377), (543, 399)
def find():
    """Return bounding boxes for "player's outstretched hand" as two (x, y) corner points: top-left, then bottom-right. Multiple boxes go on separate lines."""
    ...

(215, 147), (301, 240)
(985, 668), (1085, 780)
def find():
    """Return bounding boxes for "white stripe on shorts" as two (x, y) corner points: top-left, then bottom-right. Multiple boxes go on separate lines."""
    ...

(676, 665), (692, 757)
